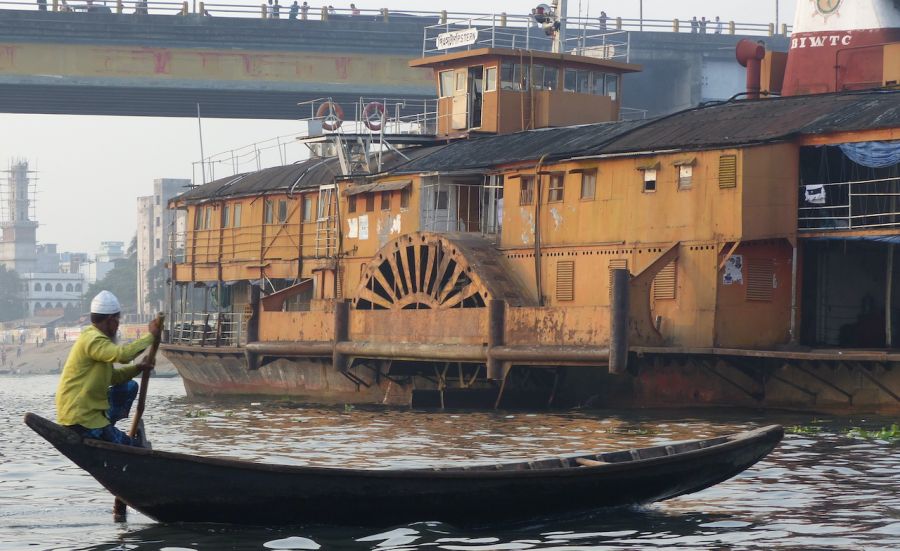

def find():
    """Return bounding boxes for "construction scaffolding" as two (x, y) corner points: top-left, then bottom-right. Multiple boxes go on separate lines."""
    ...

(0, 159), (38, 226)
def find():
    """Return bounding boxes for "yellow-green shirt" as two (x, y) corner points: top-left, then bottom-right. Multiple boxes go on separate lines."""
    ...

(55, 325), (154, 429)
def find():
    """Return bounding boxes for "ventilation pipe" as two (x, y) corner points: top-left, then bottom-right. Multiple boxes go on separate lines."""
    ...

(736, 39), (766, 100)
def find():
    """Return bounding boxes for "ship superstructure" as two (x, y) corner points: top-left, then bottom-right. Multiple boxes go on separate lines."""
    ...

(162, 1), (900, 413)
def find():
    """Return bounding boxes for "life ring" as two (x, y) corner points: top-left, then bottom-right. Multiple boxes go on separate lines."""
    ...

(362, 101), (386, 131)
(316, 101), (344, 131)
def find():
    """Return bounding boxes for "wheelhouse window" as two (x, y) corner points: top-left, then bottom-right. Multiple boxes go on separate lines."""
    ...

(381, 191), (391, 210)
(605, 74), (619, 101)
(434, 190), (449, 210)
(277, 200), (288, 223)
(564, 68), (577, 92)
(348, 195), (357, 213)
(365, 193), (375, 212)
(548, 173), (565, 202)
(484, 66), (497, 92)
(264, 199), (274, 224)
(678, 165), (693, 190)
(204, 206), (212, 229)
(581, 170), (597, 199)
(223, 205), (231, 228)
(519, 175), (535, 205)
(501, 62), (521, 90)
(439, 70), (454, 97)
(542, 66), (558, 90)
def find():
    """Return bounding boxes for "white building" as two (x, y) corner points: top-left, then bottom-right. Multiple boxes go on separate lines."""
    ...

(22, 272), (84, 317)
(137, 178), (188, 316)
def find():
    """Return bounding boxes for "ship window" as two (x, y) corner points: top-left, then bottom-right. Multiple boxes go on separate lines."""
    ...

(456, 71), (466, 92)
(348, 195), (357, 213)
(233, 204), (242, 227)
(605, 74), (619, 101)
(592, 72), (605, 95)
(277, 200), (288, 223)
(193, 209), (202, 230)
(519, 175), (535, 205)
(400, 188), (410, 209)
(439, 70), (454, 97)
(548, 172), (565, 202)
(581, 170), (597, 199)
(381, 191), (391, 210)
(564, 68), (577, 92)
(543, 66), (558, 90)
(303, 196), (314, 222)
(532, 65), (546, 90)
(678, 165), (693, 190)
(204, 207), (212, 229)
(501, 62), (521, 90)
(576, 70), (591, 93)
(264, 200), (274, 224)
(434, 190), (449, 210)
(365, 193), (375, 212)
(642, 169), (657, 193)
(223, 205), (231, 227)
(484, 66), (497, 92)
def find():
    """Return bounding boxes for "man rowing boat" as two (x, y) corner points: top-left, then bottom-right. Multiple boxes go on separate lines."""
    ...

(55, 291), (160, 446)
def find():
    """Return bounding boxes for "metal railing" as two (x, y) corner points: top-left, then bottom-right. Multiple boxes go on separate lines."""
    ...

(2, 2), (790, 36)
(170, 311), (246, 346)
(798, 175), (900, 231)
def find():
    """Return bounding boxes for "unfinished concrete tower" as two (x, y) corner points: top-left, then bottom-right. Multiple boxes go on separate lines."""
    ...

(0, 159), (38, 274)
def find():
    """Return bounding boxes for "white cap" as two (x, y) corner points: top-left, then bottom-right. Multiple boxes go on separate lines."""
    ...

(90, 291), (121, 315)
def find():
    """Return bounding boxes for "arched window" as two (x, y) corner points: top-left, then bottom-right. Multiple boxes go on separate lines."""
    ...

(45, 302), (53, 309)
(55, 283), (63, 292)
(44, 283), (52, 292)
(55, 303), (63, 309)
(35, 283), (41, 291)
(66, 283), (73, 292)
(75, 284), (82, 292)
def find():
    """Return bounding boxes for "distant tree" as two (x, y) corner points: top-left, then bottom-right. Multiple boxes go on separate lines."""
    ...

(146, 263), (168, 313)
(0, 266), (25, 321)
(85, 235), (138, 313)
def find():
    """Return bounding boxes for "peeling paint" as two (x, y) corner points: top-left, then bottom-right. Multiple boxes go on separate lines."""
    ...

(390, 214), (402, 235)
(519, 209), (535, 244)
(550, 207), (563, 229)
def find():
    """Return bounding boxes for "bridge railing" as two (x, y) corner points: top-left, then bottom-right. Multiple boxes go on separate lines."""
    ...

(2, 3), (791, 37)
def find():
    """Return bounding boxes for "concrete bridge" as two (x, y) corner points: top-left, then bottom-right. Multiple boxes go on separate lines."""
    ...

(0, 8), (789, 120)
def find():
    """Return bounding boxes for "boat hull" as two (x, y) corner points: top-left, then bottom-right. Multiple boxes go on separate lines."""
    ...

(24, 413), (783, 526)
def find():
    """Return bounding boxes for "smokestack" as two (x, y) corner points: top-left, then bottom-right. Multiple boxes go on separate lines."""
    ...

(736, 39), (766, 100)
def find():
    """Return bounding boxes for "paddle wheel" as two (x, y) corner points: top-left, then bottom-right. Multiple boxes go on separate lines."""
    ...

(353, 232), (533, 310)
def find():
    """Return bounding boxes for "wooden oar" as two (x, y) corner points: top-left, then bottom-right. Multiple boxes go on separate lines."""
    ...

(114, 312), (164, 521)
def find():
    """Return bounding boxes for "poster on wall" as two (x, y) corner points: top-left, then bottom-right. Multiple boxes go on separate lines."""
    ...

(347, 217), (358, 239)
(359, 215), (369, 240)
(723, 255), (743, 285)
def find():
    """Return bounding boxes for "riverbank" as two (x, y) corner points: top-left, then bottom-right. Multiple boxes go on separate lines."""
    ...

(0, 338), (177, 376)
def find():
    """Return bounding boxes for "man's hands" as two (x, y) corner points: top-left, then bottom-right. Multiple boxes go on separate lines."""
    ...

(137, 362), (155, 374)
(148, 317), (162, 338)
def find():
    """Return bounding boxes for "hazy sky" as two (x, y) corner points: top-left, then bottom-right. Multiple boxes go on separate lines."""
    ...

(0, 1), (798, 254)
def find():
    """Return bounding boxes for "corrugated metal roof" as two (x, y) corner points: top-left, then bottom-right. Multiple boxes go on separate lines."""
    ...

(393, 120), (648, 174)
(394, 90), (900, 173)
(599, 90), (900, 155)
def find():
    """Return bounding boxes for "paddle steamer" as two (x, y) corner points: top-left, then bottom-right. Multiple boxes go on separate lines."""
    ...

(162, 0), (900, 413)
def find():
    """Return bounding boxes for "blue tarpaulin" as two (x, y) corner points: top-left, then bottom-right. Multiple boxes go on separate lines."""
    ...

(838, 140), (900, 168)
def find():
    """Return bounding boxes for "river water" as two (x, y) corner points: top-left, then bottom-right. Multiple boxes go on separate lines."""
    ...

(1, 374), (898, 550)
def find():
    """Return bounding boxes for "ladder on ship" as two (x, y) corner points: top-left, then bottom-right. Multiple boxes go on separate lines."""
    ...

(314, 184), (338, 258)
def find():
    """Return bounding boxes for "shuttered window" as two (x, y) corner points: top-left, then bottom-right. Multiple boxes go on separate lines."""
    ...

(608, 258), (628, 300)
(556, 261), (575, 301)
(652, 260), (677, 300)
(746, 258), (775, 301)
(719, 154), (737, 188)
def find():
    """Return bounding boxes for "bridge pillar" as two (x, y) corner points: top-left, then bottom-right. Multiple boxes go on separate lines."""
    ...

(729, 21), (736, 34)
(500, 12), (507, 27)
(673, 19), (679, 33)
(321, 5), (329, 20)
(440, 10), (447, 24)
(116, 0), (122, 14)
(382, 8), (389, 22)
(615, 17), (622, 30)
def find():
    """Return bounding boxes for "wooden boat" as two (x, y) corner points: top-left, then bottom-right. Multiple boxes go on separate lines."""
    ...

(25, 413), (782, 526)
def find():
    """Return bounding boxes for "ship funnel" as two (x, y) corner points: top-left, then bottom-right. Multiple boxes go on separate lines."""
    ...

(782, 0), (900, 95)
(736, 39), (766, 100)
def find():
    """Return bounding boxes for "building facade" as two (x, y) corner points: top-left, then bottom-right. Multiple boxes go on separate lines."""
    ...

(137, 178), (188, 316)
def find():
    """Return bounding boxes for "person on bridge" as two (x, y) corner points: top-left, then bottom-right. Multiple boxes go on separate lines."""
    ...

(273, 0), (281, 19)
(37, 0), (47, 11)
(289, 0), (299, 19)
(350, 3), (360, 15)
(690, 16), (698, 33)
(598, 11), (607, 31)
(55, 291), (160, 447)
(699, 16), (708, 34)
(715, 16), (723, 34)
(134, 0), (148, 15)
(301, 1), (309, 19)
